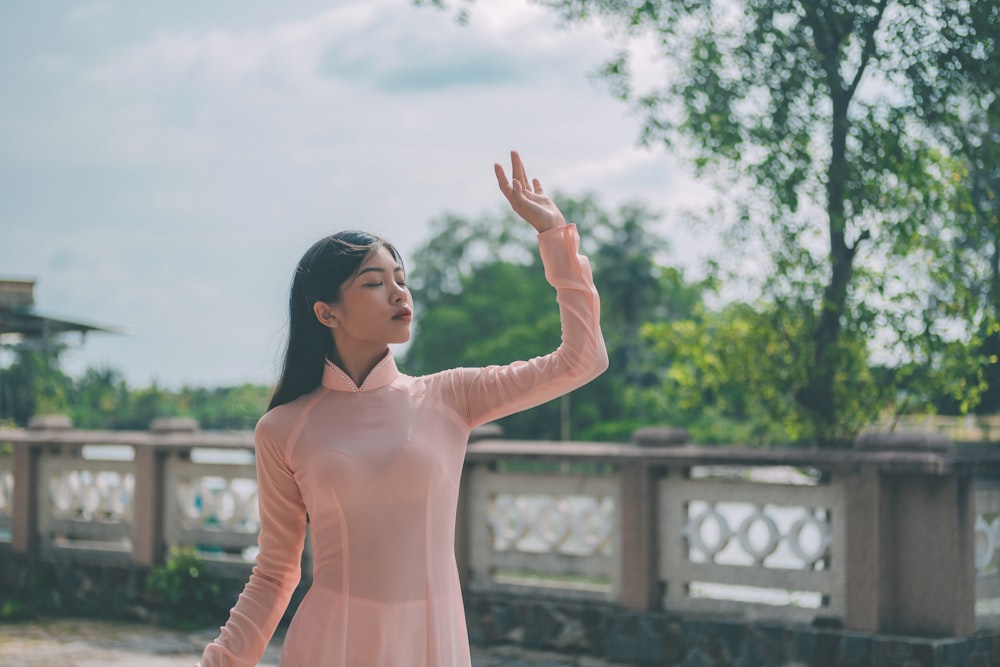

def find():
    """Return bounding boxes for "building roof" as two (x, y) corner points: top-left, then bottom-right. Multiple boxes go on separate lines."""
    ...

(0, 278), (119, 339)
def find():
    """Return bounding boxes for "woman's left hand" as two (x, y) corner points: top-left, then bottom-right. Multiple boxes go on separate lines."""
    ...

(494, 150), (567, 234)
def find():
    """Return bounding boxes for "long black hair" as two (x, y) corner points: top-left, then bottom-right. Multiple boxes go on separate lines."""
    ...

(268, 230), (403, 411)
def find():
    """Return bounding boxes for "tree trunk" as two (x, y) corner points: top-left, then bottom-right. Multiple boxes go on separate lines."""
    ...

(796, 90), (855, 446)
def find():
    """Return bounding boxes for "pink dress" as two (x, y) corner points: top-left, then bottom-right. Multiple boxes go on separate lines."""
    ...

(198, 224), (608, 667)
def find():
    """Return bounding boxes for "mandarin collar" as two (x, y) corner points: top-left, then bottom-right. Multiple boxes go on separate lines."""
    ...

(321, 350), (399, 393)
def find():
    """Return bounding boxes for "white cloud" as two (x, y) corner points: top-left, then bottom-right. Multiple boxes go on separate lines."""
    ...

(82, 4), (371, 86)
(64, 2), (113, 29)
(0, 0), (717, 389)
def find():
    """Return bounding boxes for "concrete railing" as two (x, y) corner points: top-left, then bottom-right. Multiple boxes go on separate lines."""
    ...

(2, 418), (999, 640)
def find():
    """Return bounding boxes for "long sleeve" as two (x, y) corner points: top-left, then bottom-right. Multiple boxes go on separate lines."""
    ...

(456, 223), (608, 428)
(198, 410), (307, 667)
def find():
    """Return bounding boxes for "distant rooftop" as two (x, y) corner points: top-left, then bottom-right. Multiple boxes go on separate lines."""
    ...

(0, 278), (118, 339)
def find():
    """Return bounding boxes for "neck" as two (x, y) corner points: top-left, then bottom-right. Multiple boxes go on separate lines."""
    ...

(329, 340), (390, 388)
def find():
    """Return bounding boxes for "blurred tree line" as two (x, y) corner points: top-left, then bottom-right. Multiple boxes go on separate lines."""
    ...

(401, 194), (712, 442)
(402, 190), (998, 446)
(0, 346), (269, 430)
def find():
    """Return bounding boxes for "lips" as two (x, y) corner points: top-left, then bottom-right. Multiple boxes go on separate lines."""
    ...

(393, 307), (412, 321)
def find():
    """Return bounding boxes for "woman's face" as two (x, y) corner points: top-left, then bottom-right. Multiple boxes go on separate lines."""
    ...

(321, 246), (412, 346)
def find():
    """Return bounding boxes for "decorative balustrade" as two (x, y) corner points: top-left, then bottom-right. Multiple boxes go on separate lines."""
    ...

(2, 419), (1000, 641)
(467, 465), (619, 598)
(659, 465), (844, 623)
(39, 445), (135, 558)
(165, 452), (260, 564)
(975, 478), (1000, 624)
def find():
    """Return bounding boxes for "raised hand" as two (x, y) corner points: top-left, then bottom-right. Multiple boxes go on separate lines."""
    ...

(494, 151), (566, 234)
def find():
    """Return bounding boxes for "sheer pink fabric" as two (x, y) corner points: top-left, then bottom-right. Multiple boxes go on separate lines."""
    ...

(197, 224), (608, 667)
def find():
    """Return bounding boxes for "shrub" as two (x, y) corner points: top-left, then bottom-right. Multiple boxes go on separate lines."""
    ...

(145, 546), (227, 630)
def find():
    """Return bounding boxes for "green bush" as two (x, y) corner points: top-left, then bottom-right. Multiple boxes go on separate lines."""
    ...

(145, 546), (227, 630)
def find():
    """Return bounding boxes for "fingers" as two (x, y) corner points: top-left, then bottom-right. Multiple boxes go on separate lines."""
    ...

(497, 151), (544, 202)
(511, 150), (536, 194)
(494, 162), (513, 198)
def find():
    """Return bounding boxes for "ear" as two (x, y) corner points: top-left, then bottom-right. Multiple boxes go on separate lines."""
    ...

(312, 301), (340, 329)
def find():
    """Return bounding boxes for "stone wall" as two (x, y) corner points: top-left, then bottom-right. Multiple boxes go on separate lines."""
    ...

(4, 547), (999, 667)
(464, 590), (1000, 667)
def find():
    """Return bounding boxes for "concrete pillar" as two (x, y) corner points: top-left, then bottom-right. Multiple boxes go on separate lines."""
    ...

(850, 431), (976, 636)
(619, 427), (689, 611)
(879, 473), (976, 637)
(846, 461), (976, 636)
(843, 464), (881, 632)
(133, 445), (165, 567)
(11, 442), (38, 554)
(618, 463), (659, 611)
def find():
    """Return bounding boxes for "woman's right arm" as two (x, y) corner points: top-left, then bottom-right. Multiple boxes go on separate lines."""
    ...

(197, 411), (307, 667)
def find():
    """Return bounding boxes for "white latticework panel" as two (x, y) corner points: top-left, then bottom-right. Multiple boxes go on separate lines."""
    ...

(683, 501), (831, 570)
(38, 454), (135, 550)
(468, 468), (618, 598)
(974, 482), (1000, 626)
(49, 469), (135, 523)
(489, 493), (615, 557)
(175, 472), (259, 533)
(659, 467), (846, 622)
(164, 458), (261, 562)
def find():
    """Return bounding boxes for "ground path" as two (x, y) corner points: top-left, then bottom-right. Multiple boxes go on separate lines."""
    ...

(0, 618), (626, 667)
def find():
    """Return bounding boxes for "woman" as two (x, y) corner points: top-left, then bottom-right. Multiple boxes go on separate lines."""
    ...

(197, 151), (608, 666)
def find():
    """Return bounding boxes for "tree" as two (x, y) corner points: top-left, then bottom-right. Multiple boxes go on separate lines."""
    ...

(403, 193), (705, 440)
(177, 384), (271, 431)
(1, 346), (270, 430)
(421, 0), (1000, 444)
(69, 366), (131, 428)
(958, 102), (1000, 413)
(0, 343), (71, 426)
(906, 2), (1000, 413)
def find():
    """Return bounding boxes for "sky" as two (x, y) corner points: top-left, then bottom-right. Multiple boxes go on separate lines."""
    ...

(0, 0), (717, 389)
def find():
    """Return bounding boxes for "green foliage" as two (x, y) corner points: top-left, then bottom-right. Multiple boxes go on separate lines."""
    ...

(403, 192), (710, 441)
(913, 63), (1000, 413)
(172, 384), (271, 431)
(0, 561), (60, 621)
(642, 303), (808, 444)
(145, 546), (228, 630)
(0, 344), (72, 425)
(502, 0), (1000, 445)
(0, 598), (32, 621)
(69, 366), (132, 428)
(0, 557), (137, 621)
(0, 348), (270, 429)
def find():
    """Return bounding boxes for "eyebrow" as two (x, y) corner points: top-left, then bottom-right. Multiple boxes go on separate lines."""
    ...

(358, 266), (404, 276)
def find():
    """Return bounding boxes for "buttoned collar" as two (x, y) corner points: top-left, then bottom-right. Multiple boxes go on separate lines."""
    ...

(321, 350), (399, 393)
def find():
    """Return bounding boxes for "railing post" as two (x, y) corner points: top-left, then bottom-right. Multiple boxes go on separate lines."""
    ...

(619, 427), (690, 611)
(11, 416), (71, 554)
(133, 444), (165, 568)
(135, 418), (199, 567)
(458, 424), (503, 590)
(843, 463), (881, 632)
(617, 461), (658, 610)
(879, 471), (975, 636)
(11, 441), (38, 554)
(853, 433), (976, 637)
